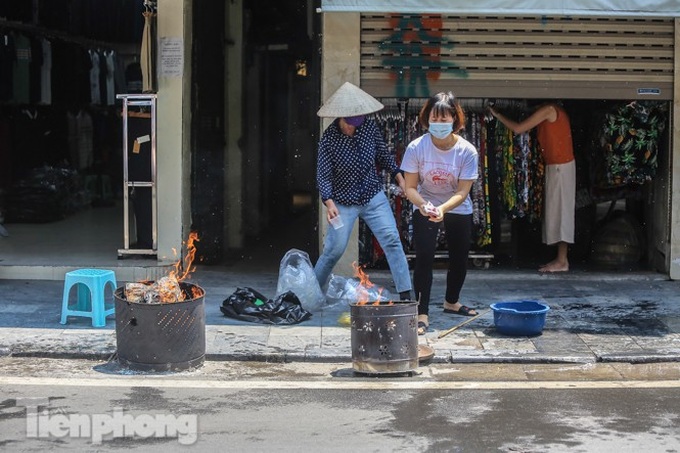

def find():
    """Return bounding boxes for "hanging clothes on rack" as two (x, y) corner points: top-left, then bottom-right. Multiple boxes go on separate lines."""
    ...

(140, 1), (157, 93)
(462, 111), (493, 249)
(486, 101), (544, 223)
(12, 31), (31, 104)
(596, 100), (668, 187)
(38, 36), (52, 105)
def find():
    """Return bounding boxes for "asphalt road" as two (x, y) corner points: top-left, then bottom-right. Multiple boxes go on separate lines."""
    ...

(1, 358), (680, 452)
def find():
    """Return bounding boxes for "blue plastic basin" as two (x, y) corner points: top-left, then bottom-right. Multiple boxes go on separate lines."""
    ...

(490, 301), (550, 336)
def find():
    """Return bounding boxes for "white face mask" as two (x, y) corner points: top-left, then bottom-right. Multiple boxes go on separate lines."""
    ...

(428, 122), (453, 140)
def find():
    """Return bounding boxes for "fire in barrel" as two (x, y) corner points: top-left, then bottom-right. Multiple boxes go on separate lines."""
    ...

(350, 263), (418, 375)
(114, 232), (207, 372)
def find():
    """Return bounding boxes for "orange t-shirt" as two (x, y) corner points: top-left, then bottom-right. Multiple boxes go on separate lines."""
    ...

(536, 105), (574, 165)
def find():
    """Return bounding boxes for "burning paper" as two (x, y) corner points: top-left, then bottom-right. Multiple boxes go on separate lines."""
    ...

(125, 276), (184, 304)
(352, 262), (394, 306)
(125, 231), (204, 304)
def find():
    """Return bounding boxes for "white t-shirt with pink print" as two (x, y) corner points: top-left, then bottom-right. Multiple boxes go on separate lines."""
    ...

(400, 133), (479, 215)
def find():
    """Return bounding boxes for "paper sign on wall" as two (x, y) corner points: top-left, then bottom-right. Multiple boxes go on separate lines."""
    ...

(160, 37), (184, 77)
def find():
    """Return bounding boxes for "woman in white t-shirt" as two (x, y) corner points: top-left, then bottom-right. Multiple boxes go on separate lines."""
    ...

(401, 92), (480, 335)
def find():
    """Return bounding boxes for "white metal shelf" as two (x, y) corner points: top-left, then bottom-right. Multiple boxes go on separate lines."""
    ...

(117, 93), (157, 257)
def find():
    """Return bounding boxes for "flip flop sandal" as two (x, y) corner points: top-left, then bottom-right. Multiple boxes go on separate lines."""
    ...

(418, 344), (435, 363)
(417, 321), (428, 335)
(443, 305), (477, 317)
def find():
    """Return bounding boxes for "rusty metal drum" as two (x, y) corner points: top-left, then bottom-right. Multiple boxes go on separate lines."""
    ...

(350, 301), (418, 374)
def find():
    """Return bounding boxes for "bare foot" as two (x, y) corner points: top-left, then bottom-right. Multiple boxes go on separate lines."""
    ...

(538, 261), (569, 273)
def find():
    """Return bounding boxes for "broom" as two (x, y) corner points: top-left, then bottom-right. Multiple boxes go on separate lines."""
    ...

(437, 309), (491, 339)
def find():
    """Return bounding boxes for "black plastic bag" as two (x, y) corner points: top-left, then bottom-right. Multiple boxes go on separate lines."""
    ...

(220, 287), (312, 325)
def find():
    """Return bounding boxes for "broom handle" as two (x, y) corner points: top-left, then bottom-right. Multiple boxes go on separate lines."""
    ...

(437, 309), (491, 339)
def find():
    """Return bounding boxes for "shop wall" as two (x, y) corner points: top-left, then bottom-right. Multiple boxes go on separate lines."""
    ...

(671, 17), (680, 280)
(359, 15), (674, 101)
(319, 12), (361, 277)
(155, 0), (190, 265)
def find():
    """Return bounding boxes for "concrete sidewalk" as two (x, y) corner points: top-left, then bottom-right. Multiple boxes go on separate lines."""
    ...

(1, 267), (680, 365)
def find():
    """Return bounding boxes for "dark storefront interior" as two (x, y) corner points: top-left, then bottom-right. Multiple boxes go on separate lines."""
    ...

(244, 0), (321, 265)
(0, 1), (321, 274)
(0, 1), (147, 272)
(193, 0), (321, 267)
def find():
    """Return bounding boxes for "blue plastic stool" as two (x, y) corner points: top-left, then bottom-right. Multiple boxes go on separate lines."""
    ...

(60, 269), (117, 327)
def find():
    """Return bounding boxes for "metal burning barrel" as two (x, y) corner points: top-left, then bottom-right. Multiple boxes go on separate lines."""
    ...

(350, 300), (418, 374)
(114, 282), (206, 372)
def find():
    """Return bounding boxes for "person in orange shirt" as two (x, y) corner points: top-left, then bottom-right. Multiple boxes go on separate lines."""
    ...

(489, 102), (575, 273)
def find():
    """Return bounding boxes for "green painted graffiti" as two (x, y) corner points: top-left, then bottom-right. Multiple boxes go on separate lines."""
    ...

(379, 16), (468, 97)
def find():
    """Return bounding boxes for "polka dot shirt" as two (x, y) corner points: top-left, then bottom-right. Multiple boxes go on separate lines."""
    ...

(316, 118), (400, 206)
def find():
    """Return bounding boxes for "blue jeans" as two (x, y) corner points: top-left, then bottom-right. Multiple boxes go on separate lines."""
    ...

(314, 191), (412, 294)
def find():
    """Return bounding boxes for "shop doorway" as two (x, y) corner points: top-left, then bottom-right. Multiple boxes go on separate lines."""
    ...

(0, 1), (147, 277)
(360, 98), (671, 274)
(236, 0), (321, 269)
(190, 0), (226, 264)
(509, 99), (671, 274)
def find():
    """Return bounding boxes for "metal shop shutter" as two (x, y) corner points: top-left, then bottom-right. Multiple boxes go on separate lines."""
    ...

(360, 15), (675, 100)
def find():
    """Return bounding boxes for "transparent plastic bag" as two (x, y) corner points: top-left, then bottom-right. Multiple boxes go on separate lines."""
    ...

(325, 274), (394, 309)
(276, 249), (326, 313)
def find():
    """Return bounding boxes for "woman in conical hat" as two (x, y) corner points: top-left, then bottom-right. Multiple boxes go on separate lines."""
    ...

(314, 82), (413, 301)
(316, 81), (385, 118)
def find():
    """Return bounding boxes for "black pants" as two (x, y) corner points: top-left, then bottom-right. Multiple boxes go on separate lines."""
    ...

(412, 212), (472, 316)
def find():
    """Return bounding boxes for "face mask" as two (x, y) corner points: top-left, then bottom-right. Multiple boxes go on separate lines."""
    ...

(428, 122), (453, 139)
(343, 115), (366, 127)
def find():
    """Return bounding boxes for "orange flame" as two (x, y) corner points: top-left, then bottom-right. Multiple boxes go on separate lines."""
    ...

(169, 231), (200, 283)
(352, 262), (395, 306)
(190, 285), (203, 299)
(353, 261), (373, 288)
(129, 231), (204, 304)
(352, 262), (372, 305)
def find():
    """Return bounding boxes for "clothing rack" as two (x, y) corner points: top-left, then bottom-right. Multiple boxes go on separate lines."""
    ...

(0, 19), (119, 52)
(376, 97), (528, 114)
(485, 99), (528, 112)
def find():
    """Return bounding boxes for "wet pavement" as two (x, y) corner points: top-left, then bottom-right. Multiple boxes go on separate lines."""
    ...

(1, 266), (680, 365)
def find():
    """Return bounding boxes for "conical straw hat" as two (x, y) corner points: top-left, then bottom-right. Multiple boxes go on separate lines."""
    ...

(317, 82), (384, 117)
